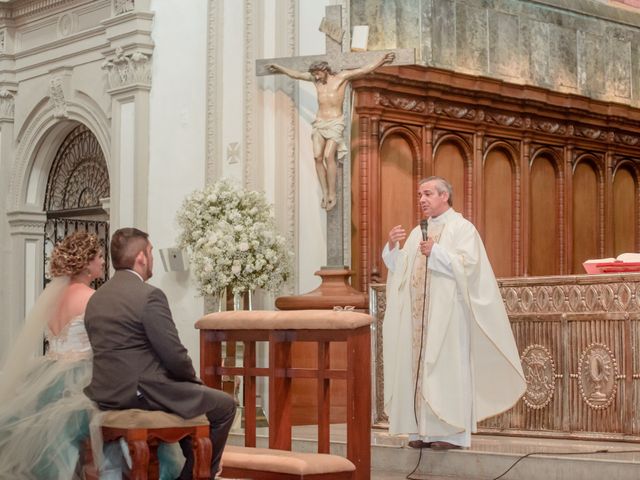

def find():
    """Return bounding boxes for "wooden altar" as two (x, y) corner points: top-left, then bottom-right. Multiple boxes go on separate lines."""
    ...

(370, 272), (640, 441)
(351, 65), (640, 292)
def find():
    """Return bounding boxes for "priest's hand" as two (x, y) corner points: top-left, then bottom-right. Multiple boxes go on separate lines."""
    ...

(419, 238), (435, 257)
(388, 225), (406, 250)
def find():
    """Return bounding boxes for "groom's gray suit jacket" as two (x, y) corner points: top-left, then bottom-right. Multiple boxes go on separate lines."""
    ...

(84, 270), (216, 418)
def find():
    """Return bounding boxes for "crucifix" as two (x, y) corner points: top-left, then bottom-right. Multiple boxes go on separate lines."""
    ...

(257, 6), (414, 305)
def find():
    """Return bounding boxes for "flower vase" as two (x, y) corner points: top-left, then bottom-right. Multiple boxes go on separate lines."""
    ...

(232, 290), (254, 311)
(216, 288), (226, 312)
(233, 292), (243, 311)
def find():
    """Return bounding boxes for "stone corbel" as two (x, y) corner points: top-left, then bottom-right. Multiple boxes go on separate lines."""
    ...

(102, 47), (151, 91)
(0, 87), (16, 121)
(49, 76), (68, 119)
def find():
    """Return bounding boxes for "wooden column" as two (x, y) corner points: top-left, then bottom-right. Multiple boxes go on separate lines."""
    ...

(563, 144), (574, 274)
(521, 137), (531, 276)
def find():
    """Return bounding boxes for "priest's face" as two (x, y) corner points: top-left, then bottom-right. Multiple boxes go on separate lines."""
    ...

(418, 180), (450, 218)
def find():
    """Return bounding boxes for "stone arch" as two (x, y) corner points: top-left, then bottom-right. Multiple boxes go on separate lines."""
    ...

(10, 99), (111, 212)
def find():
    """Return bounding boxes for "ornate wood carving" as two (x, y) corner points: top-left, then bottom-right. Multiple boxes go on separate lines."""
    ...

(371, 273), (640, 440)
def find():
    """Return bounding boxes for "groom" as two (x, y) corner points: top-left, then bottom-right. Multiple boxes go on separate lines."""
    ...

(84, 227), (235, 479)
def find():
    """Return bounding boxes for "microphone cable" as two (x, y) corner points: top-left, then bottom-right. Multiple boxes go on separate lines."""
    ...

(406, 235), (430, 480)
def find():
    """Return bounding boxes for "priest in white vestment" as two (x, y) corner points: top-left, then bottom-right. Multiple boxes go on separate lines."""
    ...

(382, 176), (526, 449)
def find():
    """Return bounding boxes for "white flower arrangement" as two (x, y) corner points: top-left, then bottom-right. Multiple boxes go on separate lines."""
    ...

(177, 179), (292, 297)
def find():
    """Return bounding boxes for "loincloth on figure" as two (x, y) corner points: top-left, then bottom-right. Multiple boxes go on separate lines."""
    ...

(312, 118), (348, 162)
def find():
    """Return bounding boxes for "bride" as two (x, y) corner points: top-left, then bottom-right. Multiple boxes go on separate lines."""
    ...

(0, 230), (105, 478)
(0, 231), (183, 479)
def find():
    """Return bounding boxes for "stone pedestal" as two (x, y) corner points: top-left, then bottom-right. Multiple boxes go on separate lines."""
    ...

(275, 267), (367, 310)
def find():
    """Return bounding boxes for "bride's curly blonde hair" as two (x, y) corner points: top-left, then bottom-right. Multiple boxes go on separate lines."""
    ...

(49, 231), (101, 278)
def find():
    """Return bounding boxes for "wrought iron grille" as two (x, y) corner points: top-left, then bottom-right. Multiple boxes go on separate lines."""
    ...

(44, 125), (109, 212)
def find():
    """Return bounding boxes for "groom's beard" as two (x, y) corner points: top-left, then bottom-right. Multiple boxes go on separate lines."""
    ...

(143, 251), (153, 280)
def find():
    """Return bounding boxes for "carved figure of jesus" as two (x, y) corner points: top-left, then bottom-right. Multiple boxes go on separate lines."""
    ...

(268, 52), (395, 211)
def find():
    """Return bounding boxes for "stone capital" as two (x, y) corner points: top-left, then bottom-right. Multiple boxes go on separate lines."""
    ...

(102, 47), (151, 92)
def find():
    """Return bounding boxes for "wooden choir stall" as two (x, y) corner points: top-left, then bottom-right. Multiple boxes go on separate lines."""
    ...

(353, 65), (640, 441)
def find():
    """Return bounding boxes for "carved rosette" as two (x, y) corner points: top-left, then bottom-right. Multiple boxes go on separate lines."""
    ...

(578, 343), (618, 410)
(102, 47), (151, 90)
(521, 344), (556, 409)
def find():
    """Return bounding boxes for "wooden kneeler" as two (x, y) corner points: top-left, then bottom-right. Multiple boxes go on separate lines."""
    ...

(83, 409), (212, 480)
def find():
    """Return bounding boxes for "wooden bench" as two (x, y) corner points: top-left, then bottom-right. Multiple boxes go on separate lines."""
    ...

(196, 309), (372, 480)
(83, 409), (212, 480)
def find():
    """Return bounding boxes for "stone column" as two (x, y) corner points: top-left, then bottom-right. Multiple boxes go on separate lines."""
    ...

(5, 210), (47, 361)
(0, 86), (16, 363)
(101, 6), (154, 231)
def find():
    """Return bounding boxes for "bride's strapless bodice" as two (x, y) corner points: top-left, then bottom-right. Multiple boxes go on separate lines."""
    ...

(46, 315), (92, 360)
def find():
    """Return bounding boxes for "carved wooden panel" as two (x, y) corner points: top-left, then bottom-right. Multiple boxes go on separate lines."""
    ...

(613, 166), (636, 255)
(572, 161), (600, 273)
(352, 66), (640, 292)
(484, 148), (515, 277)
(371, 273), (640, 440)
(433, 139), (467, 214)
(529, 155), (559, 275)
(379, 133), (416, 283)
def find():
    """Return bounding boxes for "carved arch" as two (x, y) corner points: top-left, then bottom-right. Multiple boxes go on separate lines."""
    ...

(612, 159), (640, 253)
(10, 99), (110, 211)
(433, 133), (473, 163)
(571, 153), (605, 268)
(379, 124), (423, 182)
(573, 152), (605, 178)
(613, 158), (640, 181)
(530, 146), (563, 175)
(432, 133), (473, 217)
(483, 141), (520, 276)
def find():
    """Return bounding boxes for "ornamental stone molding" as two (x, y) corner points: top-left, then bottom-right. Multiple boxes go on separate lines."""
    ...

(102, 47), (151, 91)
(49, 76), (68, 119)
(113, 0), (134, 15)
(7, 210), (47, 236)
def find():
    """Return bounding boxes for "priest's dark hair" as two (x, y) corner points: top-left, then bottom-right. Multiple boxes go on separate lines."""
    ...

(419, 176), (453, 207)
(110, 227), (149, 270)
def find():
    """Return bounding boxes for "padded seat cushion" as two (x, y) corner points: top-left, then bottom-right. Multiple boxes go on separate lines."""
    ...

(222, 446), (355, 475)
(100, 409), (209, 429)
(196, 310), (372, 330)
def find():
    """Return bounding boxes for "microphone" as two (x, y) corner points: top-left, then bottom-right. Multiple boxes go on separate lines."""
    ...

(420, 218), (429, 241)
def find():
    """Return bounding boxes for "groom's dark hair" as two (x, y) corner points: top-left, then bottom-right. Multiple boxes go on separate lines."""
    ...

(111, 228), (149, 270)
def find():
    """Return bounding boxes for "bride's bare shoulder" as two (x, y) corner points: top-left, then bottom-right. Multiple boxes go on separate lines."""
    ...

(49, 284), (95, 334)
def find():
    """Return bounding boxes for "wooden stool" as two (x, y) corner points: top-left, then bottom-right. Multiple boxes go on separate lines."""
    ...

(221, 445), (355, 479)
(83, 409), (212, 480)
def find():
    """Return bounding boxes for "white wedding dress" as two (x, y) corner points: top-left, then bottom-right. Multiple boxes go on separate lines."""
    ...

(0, 314), (98, 479)
(0, 278), (183, 479)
